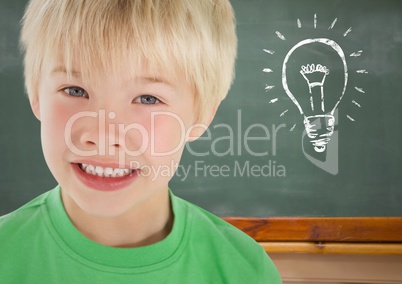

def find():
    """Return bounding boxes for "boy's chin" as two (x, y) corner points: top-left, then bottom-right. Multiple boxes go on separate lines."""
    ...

(62, 183), (168, 219)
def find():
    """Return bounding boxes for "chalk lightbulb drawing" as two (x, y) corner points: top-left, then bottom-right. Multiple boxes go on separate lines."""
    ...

(283, 38), (347, 152)
(264, 14), (367, 152)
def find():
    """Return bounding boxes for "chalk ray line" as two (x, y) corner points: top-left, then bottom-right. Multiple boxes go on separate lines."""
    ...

(355, 87), (365, 93)
(343, 27), (352, 37)
(276, 31), (286, 41)
(263, 49), (275, 54)
(329, 18), (337, 29)
(280, 109), (289, 117)
(314, 14), (317, 29)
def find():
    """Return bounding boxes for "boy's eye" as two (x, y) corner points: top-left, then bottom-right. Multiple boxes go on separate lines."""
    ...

(63, 87), (89, 98)
(134, 95), (161, 105)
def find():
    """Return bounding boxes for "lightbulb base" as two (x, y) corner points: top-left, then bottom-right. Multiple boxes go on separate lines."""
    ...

(304, 114), (335, 153)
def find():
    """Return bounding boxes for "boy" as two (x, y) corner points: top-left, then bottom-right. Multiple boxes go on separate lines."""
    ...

(0, 0), (282, 283)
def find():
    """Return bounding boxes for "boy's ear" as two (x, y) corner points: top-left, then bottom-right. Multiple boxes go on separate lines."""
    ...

(30, 96), (41, 121)
(186, 106), (218, 142)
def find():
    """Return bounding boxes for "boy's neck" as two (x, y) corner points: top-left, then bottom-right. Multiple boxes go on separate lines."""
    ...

(61, 188), (174, 248)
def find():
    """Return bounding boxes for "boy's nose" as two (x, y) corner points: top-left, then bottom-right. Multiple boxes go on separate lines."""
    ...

(77, 110), (122, 155)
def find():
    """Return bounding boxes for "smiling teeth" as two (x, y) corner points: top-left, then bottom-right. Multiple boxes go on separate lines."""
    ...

(80, 163), (132, 178)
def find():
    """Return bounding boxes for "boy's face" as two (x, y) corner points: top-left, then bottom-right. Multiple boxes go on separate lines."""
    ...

(32, 60), (198, 218)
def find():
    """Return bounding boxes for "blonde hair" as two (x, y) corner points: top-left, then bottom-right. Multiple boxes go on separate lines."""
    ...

(20, 0), (237, 123)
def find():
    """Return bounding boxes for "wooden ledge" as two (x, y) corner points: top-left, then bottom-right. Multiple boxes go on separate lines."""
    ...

(259, 242), (402, 255)
(222, 217), (402, 242)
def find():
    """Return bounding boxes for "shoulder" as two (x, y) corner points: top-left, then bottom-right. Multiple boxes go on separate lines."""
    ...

(173, 195), (282, 284)
(182, 197), (264, 258)
(0, 190), (50, 237)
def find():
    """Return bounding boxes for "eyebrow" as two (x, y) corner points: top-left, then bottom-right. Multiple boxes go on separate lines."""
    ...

(51, 66), (172, 86)
(51, 66), (81, 77)
(139, 77), (170, 86)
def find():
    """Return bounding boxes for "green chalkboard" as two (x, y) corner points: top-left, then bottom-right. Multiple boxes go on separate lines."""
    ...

(1, 0), (401, 217)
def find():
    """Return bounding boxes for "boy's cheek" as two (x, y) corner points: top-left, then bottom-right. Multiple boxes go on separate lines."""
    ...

(149, 114), (187, 155)
(40, 102), (83, 153)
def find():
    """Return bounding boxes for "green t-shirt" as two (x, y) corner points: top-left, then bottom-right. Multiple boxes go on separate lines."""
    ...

(0, 186), (282, 283)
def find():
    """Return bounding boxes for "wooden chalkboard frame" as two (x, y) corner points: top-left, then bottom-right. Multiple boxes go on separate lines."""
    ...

(223, 217), (402, 254)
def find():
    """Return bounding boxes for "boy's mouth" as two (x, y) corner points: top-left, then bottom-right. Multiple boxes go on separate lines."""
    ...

(73, 163), (140, 192)
(78, 163), (135, 178)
